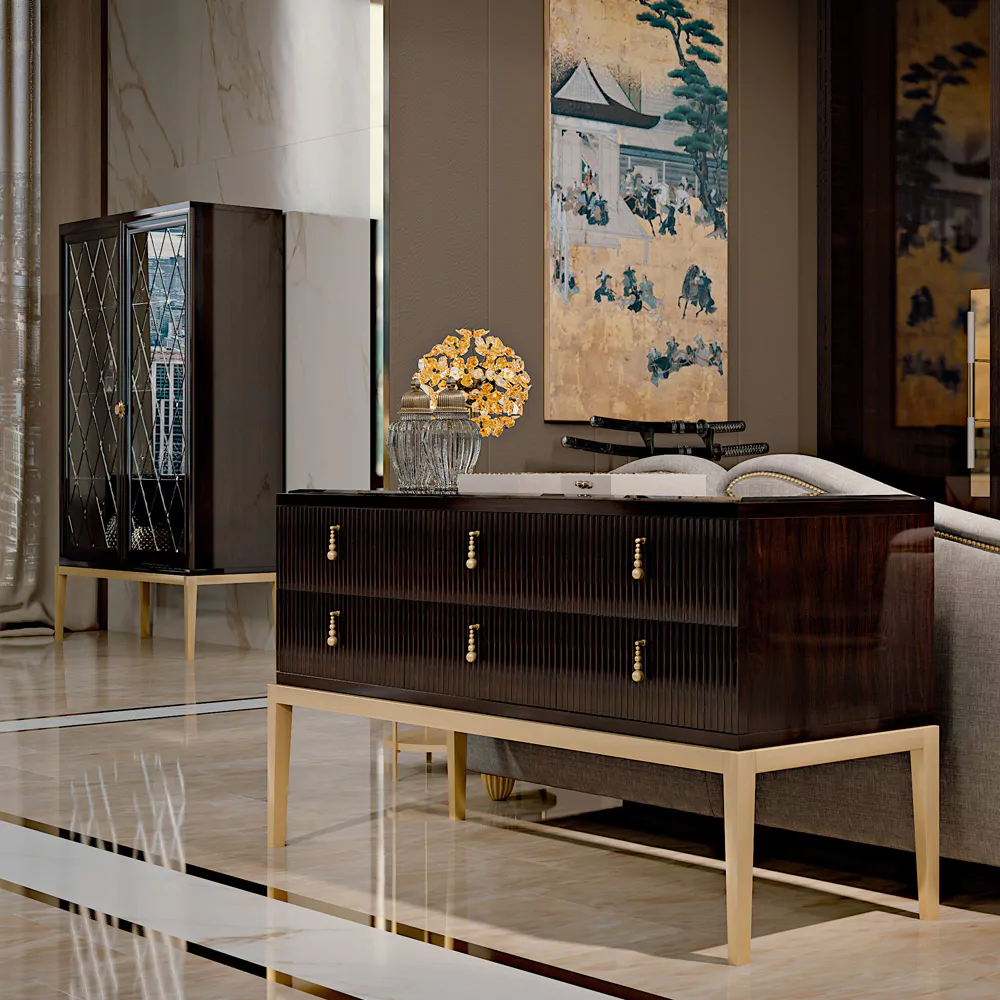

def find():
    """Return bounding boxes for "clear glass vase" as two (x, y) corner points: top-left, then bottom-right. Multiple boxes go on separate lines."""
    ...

(386, 413), (433, 493)
(424, 376), (481, 494)
(426, 411), (482, 493)
(385, 378), (434, 493)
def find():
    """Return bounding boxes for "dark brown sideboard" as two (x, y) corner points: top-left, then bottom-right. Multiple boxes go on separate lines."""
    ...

(276, 492), (934, 750)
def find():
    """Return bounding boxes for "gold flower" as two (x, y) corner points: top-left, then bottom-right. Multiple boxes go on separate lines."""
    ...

(414, 328), (530, 437)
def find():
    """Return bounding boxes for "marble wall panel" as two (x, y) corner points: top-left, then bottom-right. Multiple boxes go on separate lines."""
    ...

(108, 0), (371, 214)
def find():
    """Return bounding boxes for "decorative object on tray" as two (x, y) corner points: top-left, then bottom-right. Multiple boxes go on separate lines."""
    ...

(385, 377), (434, 494)
(457, 472), (707, 498)
(481, 774), (516, 802)
(563, 416), (768, 462)
(425, 376), (482, 494)
(415, 329), (530, 437)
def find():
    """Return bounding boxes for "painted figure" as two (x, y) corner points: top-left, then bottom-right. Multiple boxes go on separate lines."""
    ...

(594, 270), (616, 303)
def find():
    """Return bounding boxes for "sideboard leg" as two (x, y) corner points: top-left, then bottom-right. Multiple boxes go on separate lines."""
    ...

(139, 581), (152, 638)
(54, 569), (67, 643)
(267, 697), (293, 848)
(911, 726), (940, 921)
(447, 731), (467, 821)
(183, 579), (198, 661)
(723, 752), (757, 966)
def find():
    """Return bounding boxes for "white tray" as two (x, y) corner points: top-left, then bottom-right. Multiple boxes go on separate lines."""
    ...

(456, 472), (708, 498)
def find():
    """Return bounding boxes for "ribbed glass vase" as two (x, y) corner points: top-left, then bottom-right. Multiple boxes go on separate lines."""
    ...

(425, 377), (481, 494)
(385, 378), (434, 493)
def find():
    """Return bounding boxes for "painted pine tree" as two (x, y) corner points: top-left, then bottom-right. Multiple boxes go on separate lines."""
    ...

(635, 0), (728, 238)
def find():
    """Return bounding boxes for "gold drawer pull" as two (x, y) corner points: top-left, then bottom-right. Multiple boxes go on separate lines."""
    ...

(327, 525), (340, 561)
(327, 610), (341, 647)
(114, 401), (125, 418)
(632, 537), (647, 581)
(466, 530), (480, 570)
(466, 623), (480, 663)
(632, 639), (646, 683)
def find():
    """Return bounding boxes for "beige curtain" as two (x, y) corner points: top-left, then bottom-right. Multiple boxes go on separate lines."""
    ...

(0, 0), (43, 624)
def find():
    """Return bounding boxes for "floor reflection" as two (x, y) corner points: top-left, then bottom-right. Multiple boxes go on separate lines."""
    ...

(68, 753), (188, 998)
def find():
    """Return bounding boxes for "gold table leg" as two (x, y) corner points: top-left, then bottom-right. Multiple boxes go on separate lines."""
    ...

(54, 568), (67, 642)
(267, 697), (293, 848)
(446, 731), (467, 821)
(139, 581), (152, 638)
(911, 727), (941, 920)
(724, 752), (757, 966)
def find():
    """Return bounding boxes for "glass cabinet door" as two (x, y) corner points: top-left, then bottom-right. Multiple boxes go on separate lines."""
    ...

(63, 233), (122, 562)
(126, 219), (189, 565)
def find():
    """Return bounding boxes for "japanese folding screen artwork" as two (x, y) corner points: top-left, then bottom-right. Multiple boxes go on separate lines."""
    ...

(545, 0), (729, 422)
(895, 0), (989, 428)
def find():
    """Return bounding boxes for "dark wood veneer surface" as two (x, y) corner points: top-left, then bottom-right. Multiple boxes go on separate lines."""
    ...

(277, 492), (934, 750)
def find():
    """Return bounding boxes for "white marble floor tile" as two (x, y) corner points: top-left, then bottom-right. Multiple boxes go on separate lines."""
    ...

(0, 820), (616, 1000)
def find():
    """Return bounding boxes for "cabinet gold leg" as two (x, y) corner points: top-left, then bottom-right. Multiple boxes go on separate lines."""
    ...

(183, 579), (198, 661)
(267, 697), (292, 848)
(911, 726), (940, 921)
(54, 569), (67, 643)
(392, 721), (399, 782)
(139, 581), (151, 638)
(724, 752), (757, 966)
(446, 731), (467, 821)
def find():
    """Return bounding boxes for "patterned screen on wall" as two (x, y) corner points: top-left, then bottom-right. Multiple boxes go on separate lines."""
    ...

(895, 0), (989, 429)
(545, 0), (729, 423)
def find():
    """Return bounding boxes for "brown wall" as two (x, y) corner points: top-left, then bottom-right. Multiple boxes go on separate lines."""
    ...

(41, 0), (104, 626)
(388, 0), (818, 471)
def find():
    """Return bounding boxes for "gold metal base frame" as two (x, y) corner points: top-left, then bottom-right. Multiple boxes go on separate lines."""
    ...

(265, 683), (940, 966)
(54, 564), (276, 661)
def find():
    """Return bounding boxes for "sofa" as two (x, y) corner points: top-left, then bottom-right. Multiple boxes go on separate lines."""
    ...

(467, 454), (1000, 867)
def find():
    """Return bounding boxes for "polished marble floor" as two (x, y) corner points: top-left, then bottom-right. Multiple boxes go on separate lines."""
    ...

(4, 632), (1000, 998)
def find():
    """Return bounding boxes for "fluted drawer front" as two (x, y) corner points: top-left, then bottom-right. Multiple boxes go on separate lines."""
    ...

(276, 591), (407, 689)
(277, 590), (738, 733)
(278, 504), (737, 626)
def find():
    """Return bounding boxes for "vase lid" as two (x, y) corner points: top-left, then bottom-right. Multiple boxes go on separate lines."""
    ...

(435, 375), (472, 413)
(399, 377), (432, 413)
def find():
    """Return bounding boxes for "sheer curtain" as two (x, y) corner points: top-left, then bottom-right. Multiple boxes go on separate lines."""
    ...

(0, 0), (42, 623)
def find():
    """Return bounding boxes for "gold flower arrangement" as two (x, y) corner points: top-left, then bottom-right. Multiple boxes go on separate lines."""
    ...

(415, 329), (530, 437)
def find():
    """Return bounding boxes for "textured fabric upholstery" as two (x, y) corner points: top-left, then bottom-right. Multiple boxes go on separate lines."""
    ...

(612, 454), (729, 496)
(468, 455), (1000, 866)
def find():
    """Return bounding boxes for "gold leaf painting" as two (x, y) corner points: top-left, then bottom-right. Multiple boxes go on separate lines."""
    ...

(545, 0), (729, 422)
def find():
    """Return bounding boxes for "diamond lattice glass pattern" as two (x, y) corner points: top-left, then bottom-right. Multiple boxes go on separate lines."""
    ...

(65, 237), (120, 553)
(128, 224), (187, 556)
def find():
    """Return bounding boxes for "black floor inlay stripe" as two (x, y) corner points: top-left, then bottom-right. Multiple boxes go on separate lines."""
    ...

(0, 808), (675, 1000)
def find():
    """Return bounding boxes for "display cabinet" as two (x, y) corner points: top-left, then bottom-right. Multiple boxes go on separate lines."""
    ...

(59, 202), (284, 573)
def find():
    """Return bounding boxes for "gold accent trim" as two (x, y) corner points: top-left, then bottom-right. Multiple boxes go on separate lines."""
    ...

(632, 536), (646, 581)
(466, 623), (480, 663)
(725, 472), (825, 498)
(327, 610), (341, 647)
(935, 530), (1000, 553)
(632, 639), (646, 683)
